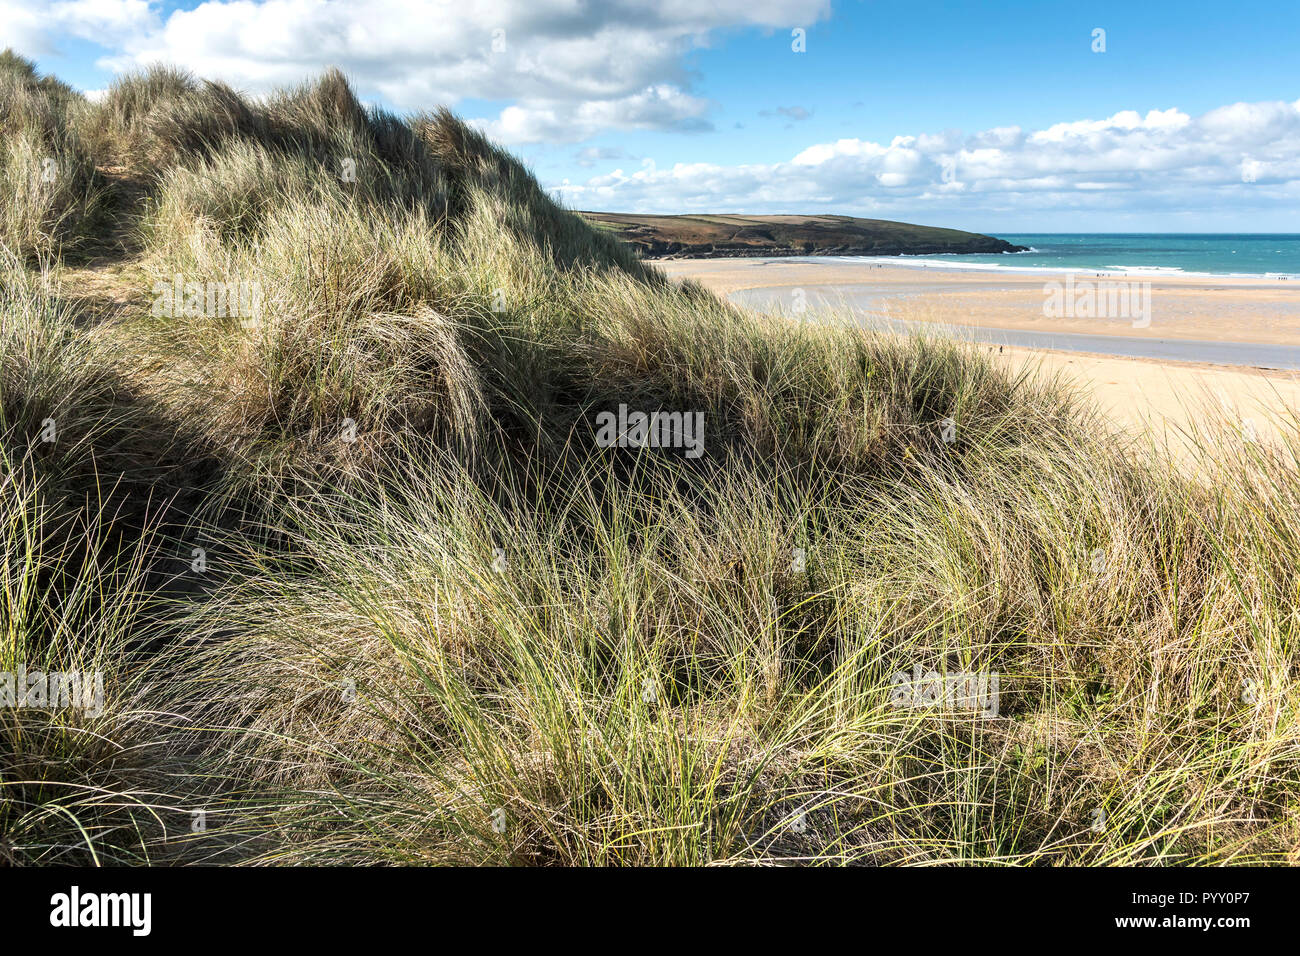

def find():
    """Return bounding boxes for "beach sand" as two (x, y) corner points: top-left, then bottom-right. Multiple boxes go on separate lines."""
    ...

(657, 257), (1300, 452)
(657, 257), (1300, 343)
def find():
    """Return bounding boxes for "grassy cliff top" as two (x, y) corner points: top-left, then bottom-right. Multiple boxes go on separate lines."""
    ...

(581, 211), (1026, 258)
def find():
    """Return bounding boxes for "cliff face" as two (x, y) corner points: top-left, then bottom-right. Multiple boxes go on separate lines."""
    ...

(580, 212), (1028, 259)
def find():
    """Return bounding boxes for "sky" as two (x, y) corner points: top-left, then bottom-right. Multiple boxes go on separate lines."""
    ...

(4, 0), (1300, 232)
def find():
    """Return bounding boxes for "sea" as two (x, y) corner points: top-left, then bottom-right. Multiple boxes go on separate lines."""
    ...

(852, 233), (1300, 279)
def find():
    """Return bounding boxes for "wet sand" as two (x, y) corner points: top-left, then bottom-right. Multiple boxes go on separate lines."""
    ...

(729, 285), (1300, 369)
(657, 256), (1300, 452)
(658, 257), (1300, 345)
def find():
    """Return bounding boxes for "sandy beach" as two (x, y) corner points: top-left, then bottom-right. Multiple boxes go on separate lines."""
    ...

(658, 257), (1300, 450)
(657, 257), (1300, 344)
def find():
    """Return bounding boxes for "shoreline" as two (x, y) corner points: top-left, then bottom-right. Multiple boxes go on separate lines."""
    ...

(659, 255), (1300, 451)
(655, 256), (1300, 349)
(655, 252), (1300, 282)
(655, 253), (1300, 290)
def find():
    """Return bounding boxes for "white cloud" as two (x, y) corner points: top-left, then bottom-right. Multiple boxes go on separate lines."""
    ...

(0, 0), (157, 52)
(559, 99), (1300, 222)
(0, 0), (51, 54)
(50, 0), (157, 43)
(480, 84), (712, 144)
(2, 0), (830, 144)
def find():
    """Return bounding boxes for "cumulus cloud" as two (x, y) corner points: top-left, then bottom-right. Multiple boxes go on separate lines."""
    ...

(0, 0), (156, 53)
(479, 84), (712, 144)
(50, 0), (157, 43)
(1, 0), (831, 144)
(558, 102), (1300, 221)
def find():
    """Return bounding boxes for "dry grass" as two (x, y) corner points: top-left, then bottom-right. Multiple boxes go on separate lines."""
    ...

(0, 52), (106, 259)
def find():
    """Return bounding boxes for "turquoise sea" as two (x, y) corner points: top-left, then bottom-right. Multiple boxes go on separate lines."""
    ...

(852, 233), (1300, 278)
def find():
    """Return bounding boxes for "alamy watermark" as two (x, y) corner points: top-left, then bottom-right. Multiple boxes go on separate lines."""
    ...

(152, 275), (263, 320)
(49, 886), (150, 936)
(1043, 274), (1151, 329)
(594, 404), (705, 459)
(890, 665), (999, 717)
(1, 667), (104, 718)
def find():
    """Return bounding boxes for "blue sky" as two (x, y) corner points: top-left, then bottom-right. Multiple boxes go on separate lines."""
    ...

(530, 0), (1300, 167)
(5, 0), (1300, 231)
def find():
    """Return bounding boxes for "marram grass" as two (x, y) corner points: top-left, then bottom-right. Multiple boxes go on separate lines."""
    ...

(0, 51), (1297, 866)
